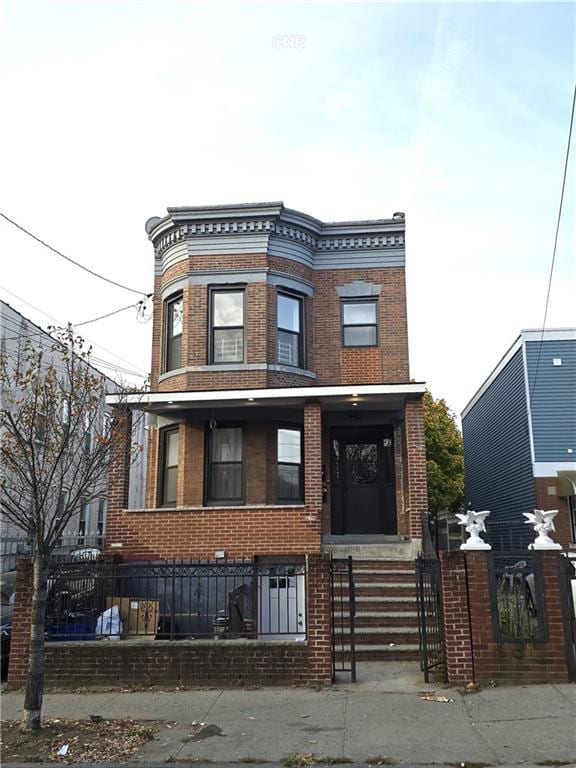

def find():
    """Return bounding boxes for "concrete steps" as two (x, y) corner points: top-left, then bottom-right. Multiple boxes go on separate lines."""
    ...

(333, 558), (420, 663)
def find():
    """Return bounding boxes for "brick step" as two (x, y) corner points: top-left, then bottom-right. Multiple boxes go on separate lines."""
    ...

(338, 624), (418, 643)
(352, 596), (417, 610)
(353, 570), (415, 583)
(334, 614), (418, 628)
(345, 586), (417, 599)
(335, 644), (421, 662)
(350, 560), (416, 570)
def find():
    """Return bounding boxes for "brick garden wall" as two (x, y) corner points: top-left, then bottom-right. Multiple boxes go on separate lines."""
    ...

(7, 554), (332, 689)
(439, 551), (571, 685)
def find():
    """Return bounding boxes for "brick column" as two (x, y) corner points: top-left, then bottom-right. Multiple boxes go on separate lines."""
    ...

(104, 407), (133, 554)
(304, 401), (322, 518)
(178, 422), (204, 507)
(404, 396), (427, 539)
(439, 551), (474, 684)
(7, 557), (33, 687)
(306, 553), (332, 686)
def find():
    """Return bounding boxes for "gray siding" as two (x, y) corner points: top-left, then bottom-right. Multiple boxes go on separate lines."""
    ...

(462, 349), (534, 548)
(525, 339), (576, 463)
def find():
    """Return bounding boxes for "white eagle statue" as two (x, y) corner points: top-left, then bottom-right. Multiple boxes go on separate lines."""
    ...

(455, 509), (492, 550)
(523, 509), (562, 550)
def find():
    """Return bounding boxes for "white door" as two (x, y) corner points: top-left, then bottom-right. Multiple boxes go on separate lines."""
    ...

(258, 569), (306, 640)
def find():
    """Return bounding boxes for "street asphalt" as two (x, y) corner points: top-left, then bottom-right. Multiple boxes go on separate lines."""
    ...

(1, 663), (575, 766)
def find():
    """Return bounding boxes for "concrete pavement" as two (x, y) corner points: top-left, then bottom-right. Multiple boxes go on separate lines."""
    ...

(1, 663), (575, 765)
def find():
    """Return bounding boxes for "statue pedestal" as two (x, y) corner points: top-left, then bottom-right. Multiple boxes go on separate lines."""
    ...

(460, 540), (491, 551)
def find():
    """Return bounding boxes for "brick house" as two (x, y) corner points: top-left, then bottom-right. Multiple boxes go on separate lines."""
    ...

(105, 201), (428, 667)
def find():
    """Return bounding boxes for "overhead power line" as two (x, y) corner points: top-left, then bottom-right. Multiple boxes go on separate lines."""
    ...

(529, 82), (576, 403)
(0, 285), (149, 376)
(0, 211), (151, 297)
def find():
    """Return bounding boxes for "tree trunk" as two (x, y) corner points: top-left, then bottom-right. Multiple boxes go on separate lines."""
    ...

(22, 554), (48, 732)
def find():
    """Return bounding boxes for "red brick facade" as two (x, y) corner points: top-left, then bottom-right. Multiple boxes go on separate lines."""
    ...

(534, 477), (574, 550)
(439, 551), (572, 685)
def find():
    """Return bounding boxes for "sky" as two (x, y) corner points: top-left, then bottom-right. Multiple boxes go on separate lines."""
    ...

(1, 0), (574, 417)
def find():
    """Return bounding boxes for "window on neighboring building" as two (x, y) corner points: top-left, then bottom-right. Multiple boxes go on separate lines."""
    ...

(210, 289), (245, 364)
(277, 428), (303, 502)
(78, 498), (87, 546)
(277, 293), (303, 367)
(164, 294), (183, 372)
(341, 300), (378, 347)
(206, 426), (244, 504)
(97, 498), (105, 548)
(159, 427), (179, 507)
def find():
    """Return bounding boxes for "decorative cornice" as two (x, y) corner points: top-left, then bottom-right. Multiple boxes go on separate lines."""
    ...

(148, 202), (406, 263)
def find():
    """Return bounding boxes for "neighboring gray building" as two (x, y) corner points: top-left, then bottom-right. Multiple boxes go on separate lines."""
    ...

(462, 328), (576, 550)
(0, 300), (146, 567)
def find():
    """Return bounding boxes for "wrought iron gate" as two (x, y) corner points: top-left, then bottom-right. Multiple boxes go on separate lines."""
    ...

(415, 555), (446, 682)
(330, 556), (356, 682)
(560, 555), (576, 682)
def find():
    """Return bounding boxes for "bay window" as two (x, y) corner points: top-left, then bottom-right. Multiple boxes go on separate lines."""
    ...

(210, 289), (245, 364)
(159, 427), (179, 507)
(277, 292), (303, 367)
(277, 428), (303, 502)
(165, 294), (183, 372)
(207, 426), (244, 504)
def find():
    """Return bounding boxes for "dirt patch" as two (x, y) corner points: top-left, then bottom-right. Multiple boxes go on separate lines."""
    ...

(0, 718), (162, 763)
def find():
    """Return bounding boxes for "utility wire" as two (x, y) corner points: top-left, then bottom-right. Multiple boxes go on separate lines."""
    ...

(0, 211), (151, 297)
(73, 299), (148, 328)
(0, 285), (149, 376)
(529, 82), (576, 403)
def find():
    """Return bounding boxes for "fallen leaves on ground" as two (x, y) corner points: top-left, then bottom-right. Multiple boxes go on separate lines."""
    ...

(418, 692), (454, 703)
(0, 717), (163, 763)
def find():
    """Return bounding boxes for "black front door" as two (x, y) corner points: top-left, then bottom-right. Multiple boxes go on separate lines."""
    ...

(330, 429), (397, 535)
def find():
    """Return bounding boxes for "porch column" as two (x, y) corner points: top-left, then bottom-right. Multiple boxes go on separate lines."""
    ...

(304, 401), (323, 519)
(104, 407), (132, 552)
(404, 396), (427, 540)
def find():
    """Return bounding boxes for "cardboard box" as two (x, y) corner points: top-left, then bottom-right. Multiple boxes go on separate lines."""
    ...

(106, 597), (159, 637)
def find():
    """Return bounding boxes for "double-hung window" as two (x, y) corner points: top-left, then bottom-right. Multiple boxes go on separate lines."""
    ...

(159, 427), (179, 507)
(165, 294), (183, 372)
(341, 300), (378, 347)
(277, 293), (303, 367)
(207, 426), (244, 504)
(277, 428), (303, 502)
(210, 289), (245, 364)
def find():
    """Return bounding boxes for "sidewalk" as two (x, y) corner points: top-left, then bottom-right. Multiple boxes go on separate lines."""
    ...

(2, 663), (575, 765)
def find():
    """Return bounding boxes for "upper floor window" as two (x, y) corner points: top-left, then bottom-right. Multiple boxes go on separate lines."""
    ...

(277, 293), (303, 367)
(165, 294), (183, 372)
(210, 289), (245, 364)
(206, 426), (244, 504)
(342, 300), (378, 347)
(277, 428), (303, 502)
(159, 427), (179, 507)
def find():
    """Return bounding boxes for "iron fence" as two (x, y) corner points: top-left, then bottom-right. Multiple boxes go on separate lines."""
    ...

(488, 552), (546, 643)
(415, 555), (445, 682)
(45, 559), (307, 642)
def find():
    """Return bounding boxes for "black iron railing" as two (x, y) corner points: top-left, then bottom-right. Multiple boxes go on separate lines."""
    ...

(488, 552), (546, 643)
(330, 556), (356, 682)
(44, 559), (307, 642)
(415, 554), (445, 682)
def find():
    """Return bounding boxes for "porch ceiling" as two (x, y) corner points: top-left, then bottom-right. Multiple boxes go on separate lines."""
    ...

(107, 382), (426, 415)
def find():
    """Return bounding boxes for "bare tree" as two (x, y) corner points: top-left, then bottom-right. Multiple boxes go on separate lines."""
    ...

(0, 326), (140, 731)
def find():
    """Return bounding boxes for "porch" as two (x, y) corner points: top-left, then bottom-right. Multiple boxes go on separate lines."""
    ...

(106, 383), (427, 561)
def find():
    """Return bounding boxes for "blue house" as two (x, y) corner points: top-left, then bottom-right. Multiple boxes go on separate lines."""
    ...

(462, 329), (576, 550)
